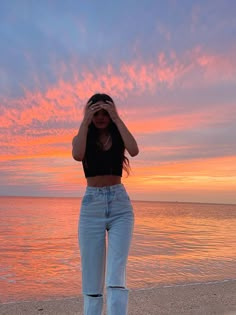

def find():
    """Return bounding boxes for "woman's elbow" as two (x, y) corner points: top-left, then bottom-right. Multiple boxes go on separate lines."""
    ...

(72, 151), (84, 161)
(129, 147), (139, 157)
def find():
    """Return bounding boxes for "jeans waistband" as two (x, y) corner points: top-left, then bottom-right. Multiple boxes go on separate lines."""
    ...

(85, 183), (124, 194)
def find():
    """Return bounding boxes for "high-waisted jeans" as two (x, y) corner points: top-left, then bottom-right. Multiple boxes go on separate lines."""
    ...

(78, 183), (134, 315)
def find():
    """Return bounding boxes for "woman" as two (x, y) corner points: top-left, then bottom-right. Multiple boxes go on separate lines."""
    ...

(72, 93), (139, 315)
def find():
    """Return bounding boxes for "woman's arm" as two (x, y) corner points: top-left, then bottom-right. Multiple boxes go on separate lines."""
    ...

(72, 121), (89, 161)
(72, 102), (103, 161)
(101, 101), (139, 157)
(115, 117), (139, 157)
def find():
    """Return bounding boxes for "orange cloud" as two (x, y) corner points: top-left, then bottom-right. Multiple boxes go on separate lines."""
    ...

(1, 153), (235, 203)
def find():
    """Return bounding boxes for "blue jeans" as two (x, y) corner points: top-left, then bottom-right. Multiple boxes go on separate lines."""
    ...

(78, 184), (134, 315)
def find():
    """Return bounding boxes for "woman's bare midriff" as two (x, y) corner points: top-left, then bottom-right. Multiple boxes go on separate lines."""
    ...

(86, 175), (121, 187)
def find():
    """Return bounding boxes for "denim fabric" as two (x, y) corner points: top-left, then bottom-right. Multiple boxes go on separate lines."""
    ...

(78, 183), (134, 315)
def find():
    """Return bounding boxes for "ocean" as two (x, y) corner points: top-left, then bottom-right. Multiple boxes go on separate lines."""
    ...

(0, 196), (236, 303)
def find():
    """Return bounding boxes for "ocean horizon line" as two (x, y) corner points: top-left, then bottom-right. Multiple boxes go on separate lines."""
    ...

(0, 194), (235, 206)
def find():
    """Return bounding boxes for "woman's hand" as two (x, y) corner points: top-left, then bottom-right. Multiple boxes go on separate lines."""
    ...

(82, 101), (102, 126)
(100, 100), (120, 123)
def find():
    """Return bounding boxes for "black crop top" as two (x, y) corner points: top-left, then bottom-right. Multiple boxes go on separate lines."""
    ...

(82, 143), (123, 178)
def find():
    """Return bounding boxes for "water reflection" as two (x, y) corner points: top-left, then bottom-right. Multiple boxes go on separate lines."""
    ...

(0, 197), (236, 302)
(128, 201), (236, 287)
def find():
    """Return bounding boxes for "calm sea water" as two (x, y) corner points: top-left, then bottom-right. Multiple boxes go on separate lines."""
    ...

(0, 196), (236, 303)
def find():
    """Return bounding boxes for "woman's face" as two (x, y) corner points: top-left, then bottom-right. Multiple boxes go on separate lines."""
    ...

(92, 106), (111, 130)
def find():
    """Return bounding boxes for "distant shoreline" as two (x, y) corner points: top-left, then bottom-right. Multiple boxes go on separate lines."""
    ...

(0, 194), (236, 206)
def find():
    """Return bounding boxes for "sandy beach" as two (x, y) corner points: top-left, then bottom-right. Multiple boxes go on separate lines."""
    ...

(1, 280), (236, 315)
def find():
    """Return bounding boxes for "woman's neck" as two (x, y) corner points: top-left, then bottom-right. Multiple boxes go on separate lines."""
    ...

(98, 129), (109, 137)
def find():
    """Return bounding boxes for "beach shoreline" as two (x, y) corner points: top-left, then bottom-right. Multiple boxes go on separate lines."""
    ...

(1, 279), (236, 315)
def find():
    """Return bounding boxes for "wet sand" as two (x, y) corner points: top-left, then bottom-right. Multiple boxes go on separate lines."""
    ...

(1, 280), (236, 315)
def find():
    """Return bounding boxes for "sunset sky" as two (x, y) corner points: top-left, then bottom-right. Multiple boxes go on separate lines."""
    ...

(1, 1), (236, 204)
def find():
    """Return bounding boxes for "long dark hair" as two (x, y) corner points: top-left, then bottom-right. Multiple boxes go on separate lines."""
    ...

(84, 93), (131, 177)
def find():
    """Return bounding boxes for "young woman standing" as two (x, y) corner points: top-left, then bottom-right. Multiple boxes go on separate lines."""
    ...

(72, 93), (139, 315)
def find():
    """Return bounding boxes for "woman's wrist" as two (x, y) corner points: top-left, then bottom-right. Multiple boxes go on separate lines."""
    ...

(76, 120), (89, 137)
(114, 116), (122, 125)
(81, 119), (90, 129)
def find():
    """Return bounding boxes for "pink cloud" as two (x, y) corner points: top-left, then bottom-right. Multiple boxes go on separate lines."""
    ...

(2, 45), (236, 128)
(1, 45), (236, 164)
